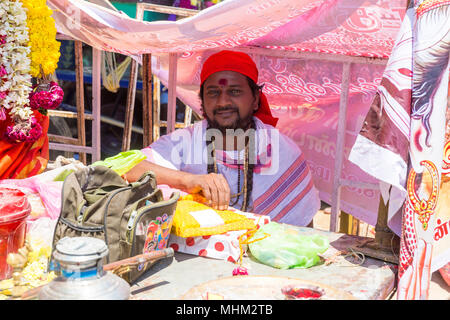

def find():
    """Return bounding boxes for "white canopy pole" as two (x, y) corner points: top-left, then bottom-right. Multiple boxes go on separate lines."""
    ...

(91, 47), (102, 162)
(330, 61), (351, 232)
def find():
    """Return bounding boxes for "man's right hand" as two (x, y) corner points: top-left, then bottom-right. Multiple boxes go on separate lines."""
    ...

(125, 160), (231, 210)
(183, 173), (231, 211)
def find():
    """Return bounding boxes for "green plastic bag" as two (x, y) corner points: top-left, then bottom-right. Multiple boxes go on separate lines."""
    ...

(248, 222), (329, 269)
(92, 150), (146, 176)
(53, 169), (74, 182)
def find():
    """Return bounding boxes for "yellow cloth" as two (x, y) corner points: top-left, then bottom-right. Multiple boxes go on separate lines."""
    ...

(172, 195), (256, 237)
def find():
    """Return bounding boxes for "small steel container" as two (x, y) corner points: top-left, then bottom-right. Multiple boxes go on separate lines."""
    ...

(38, 237), (130, 300)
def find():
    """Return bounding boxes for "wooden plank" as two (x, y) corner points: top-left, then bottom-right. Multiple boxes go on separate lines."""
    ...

(352, 215), (360, 235)
(48, 134), (79, 145)
(47, 110), (93, 120)
(74, 41), (87, 164)
(157, 121), (191, 129)
(339, 212), (351, 235)
(142, 53), (153, 147)
(49, 143), (94, 154)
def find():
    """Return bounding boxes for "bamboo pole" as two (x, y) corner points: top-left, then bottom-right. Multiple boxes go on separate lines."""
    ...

(153, 75), (161, 140)
(142, 53), (153, 147)
(74, 41), (86, 164)
(121, 3), (145, 151)
(122, 58), (138, 151)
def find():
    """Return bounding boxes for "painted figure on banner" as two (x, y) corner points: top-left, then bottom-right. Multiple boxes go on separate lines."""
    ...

(264, 55), (385, 226)
(397, 0), (450, 300)
(348, 0), (450, 299)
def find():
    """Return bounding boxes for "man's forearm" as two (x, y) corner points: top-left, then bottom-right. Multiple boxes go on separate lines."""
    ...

(124, 160), (190, 191)
(125, 159), (231, 210)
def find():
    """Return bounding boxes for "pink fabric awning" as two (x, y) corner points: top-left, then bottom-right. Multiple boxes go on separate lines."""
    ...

(47, 0), (406, 228)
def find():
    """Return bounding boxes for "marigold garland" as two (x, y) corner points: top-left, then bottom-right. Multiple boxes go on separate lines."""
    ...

(0, 0), (62, 143)
(21, 0), (61, 78)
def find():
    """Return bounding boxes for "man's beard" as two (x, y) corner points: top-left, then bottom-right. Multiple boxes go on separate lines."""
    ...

(204, 106), (253, 135)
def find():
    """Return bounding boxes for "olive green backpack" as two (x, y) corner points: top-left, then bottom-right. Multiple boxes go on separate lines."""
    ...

(51, 165), (179, 283)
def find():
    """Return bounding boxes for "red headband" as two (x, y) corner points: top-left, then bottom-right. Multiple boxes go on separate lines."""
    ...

(200, 50), (278, 127)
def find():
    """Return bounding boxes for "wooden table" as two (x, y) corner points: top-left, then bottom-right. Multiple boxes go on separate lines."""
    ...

(130, 225), (397, 300)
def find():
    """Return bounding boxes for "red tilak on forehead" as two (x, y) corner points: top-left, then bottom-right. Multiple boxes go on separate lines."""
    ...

(218, 78), (228, 86)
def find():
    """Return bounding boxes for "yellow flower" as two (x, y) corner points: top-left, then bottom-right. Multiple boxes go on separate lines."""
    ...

(20, 0), (61, 78)
(21, 243), (53, 285)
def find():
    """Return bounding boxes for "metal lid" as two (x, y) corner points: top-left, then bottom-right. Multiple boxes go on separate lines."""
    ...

(53, 237), (109, 266)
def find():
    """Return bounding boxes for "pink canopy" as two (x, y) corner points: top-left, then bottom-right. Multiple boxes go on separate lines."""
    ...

(48, 0), (450, 300)
(48, 0), (405, 230)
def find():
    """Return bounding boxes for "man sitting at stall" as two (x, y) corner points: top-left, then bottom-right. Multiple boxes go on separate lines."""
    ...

(126, 50), (320, 226)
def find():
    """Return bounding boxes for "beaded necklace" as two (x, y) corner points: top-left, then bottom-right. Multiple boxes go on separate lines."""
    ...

(210, 138), (250, 210)
(207, 120), (255, 212)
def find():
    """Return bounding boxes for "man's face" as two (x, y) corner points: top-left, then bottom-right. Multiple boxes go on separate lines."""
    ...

(202, 71), (259, 132)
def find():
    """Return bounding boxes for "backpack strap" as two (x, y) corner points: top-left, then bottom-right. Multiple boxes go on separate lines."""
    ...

(130, 170), (156, 188)
(76, 199), (87, 225)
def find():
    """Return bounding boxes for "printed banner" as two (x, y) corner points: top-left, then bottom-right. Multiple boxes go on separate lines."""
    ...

(349, 0), (450, 299)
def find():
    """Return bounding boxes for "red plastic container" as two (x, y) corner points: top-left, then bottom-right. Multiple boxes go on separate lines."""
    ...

(0, 188), (31, 280)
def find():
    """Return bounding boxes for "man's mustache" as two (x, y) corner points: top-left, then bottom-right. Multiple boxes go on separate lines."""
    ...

(213, 106), (239, 115)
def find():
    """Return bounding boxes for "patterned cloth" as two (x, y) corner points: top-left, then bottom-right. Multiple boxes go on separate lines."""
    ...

(0, 112), (49, 179)
(172, 197), (256, 237)
(142, 117), (320, 226)
(168, 209), (271, 262)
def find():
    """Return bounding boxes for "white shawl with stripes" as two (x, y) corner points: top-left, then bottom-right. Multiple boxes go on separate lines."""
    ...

(141, 117), (320, 226)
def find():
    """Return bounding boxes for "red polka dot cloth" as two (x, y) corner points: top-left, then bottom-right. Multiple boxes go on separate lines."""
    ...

(168, 210), (270, 262)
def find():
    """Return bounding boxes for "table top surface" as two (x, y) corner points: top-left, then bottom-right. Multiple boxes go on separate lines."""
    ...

(130, 225), (397, 300)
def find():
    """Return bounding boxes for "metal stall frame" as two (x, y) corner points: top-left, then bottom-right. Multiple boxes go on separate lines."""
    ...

(87, 4), (397, 242)
(121, 3), (198, 151)
(48, 34), (102, 164)
(157, 43), (387, 234)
